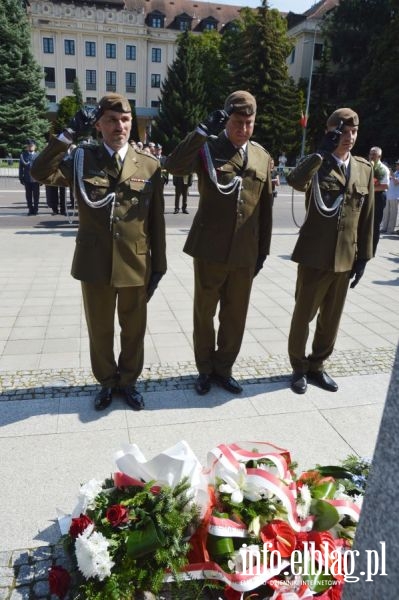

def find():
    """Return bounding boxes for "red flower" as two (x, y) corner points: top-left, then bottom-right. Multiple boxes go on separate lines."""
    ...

(260, 520), (296, 558)
(106, 503), (129, 526)
(224, 586), (242, 600)
(48, 565), (71, 599)
(69, 513), (93, 539)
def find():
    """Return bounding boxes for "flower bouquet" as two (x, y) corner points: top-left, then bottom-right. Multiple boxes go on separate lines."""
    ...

(49, 441), (369, 600)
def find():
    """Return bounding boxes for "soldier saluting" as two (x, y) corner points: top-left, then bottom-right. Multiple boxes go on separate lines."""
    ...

(31, 94), (166, 411)
(164, 90), (273, 396)
(287, 108), (374, 394)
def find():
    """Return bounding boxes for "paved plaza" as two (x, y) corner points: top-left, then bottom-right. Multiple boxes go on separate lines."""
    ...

(0, 183), (398, 598)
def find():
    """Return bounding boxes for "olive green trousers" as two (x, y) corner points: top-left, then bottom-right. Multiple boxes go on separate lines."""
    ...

(288, 264), (350, 374)
(81, 281), (147, 387)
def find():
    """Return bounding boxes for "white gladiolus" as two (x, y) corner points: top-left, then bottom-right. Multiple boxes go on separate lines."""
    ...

(75, 478), (103, 514)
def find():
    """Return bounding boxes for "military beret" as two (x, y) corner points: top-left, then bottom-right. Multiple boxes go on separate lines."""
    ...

(327, 107), (359, 128)
(224, 90), (257, 116)
(98, 93), (131, 113)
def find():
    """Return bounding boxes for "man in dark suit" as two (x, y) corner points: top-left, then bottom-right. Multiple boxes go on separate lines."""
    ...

(173, 174), (193, 214)
(164, 90), (273, 395)
(31, 94), (166, 410)
(19, 139), (40, 215)
(286, 108), (374, 394)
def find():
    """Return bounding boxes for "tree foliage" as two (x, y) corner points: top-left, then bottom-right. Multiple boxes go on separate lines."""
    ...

(0, 0), (48, 156)
(151, 32), (206, 153)
(321, 0), (395, 158)
(227, 2), (302, 161)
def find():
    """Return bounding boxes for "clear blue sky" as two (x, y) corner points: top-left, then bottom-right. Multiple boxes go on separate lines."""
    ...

(214, 0), (316, 12)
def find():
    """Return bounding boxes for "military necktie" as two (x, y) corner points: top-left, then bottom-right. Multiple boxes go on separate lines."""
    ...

(238, 147), (247, 169)
(113, 152), (123, 173)
(340, 162), (347, 180)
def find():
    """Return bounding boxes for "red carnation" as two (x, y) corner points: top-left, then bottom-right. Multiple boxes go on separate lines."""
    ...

(69, 513), (93, 539)
(106, 503), (129, 526)
(48, 565), (71, 599)
(260, 519), (296, 558)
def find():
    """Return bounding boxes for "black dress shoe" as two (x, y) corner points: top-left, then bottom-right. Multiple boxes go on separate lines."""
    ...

(212, 373), (243, 394)
(291, 372), (307, 394)
(173, 209), (179, 214)
(308, 370), (338, 392)
(195, 373), (211, 395)
(182, 209), (189, 214)
(120, 385), (145, 410)
(94, 386), (113, 411)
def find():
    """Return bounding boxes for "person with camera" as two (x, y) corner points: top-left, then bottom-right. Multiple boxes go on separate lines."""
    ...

(31, 94), (166, 411)
(286, 108), (374, 395)
(164, 90), (273, 396)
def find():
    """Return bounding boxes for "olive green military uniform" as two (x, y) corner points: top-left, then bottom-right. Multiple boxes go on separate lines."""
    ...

(164, 131), (273, 377)
(287, 152), (374, 374)
(31, 137), (166, 387)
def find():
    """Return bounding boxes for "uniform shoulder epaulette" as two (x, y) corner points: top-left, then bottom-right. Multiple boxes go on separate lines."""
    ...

(249, 140), (270, 156)
(137, 150), (158, 161)
(353, 155), (371, 166)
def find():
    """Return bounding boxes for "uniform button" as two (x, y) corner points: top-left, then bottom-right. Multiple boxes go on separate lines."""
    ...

(238, 212), (244, 218)
(114, 232), (120, 239)
(114, 216), (120, 222)
(115, 202), (120, 207)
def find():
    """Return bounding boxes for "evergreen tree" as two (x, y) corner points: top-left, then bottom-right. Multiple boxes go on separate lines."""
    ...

(191, 31), (230, 112)
(229, 2), (302, 162)
(53, 96), (79, 135)
(151, 32), (206, 153)
(73, 78), (84, 108)
(357, 0), (399, 159)
(0, 0), (48, 156)
(321, 0), (393, 156)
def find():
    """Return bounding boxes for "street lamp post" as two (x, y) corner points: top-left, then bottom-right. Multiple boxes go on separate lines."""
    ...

(300, 27), (318, 157)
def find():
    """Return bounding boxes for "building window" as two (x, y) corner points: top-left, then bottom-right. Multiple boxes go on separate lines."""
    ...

(314, 43), (323, 61)
(44, 66), (55, 88)
(126, 45), (136, 60)
(125, 72), (136, 93)
(152, 48), (161, 63)
(85, 41), (96, 57)
(151, 74), (161, 88)
(86, 97), (97, 105)
(289, 47), (296, 64)
(106, 43), (116, 59)
(106, 70), (117, 92)
(65, 68), (76, 89)
(43, 37), (54, 53)
(64, 39), (75, 55)
(151, 100), (160, 108)
(86, 70), (96, 91)
(149, 16), (163, 28)
(46, 95), (56, 103)
(203, 21), (216, 31)
(179, 20), (190, 31)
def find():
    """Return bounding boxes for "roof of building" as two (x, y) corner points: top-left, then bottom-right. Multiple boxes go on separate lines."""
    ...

(304, 0), (339, 19)
(126, 0), (244, 27)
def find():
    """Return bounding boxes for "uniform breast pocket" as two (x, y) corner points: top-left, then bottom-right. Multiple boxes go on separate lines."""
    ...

(127, 180), (152, 213)
(351, 184), (369, 211)
(82, 175), (110, 202)
(245, 169), (267, 195)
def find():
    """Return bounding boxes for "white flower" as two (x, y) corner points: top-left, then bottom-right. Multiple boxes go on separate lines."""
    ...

(296, 483), (312, 519)
(218, 464), (266, 503)
(75, 478), (103, 514)
(75, 524), (114, 581)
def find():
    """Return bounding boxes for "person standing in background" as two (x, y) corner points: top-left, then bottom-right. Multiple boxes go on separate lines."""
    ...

(368, 146), (389, 254)
(381, 160), (399, 234)
(19, 139), (40, 215)
(173, 174), (192, 214)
